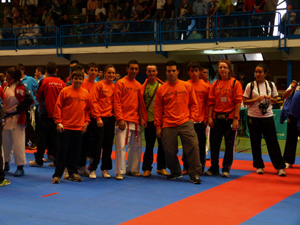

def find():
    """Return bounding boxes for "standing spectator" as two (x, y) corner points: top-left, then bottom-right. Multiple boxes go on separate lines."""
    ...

(3, 67), (34, 177)
(251, 0), (265, 37)
(211, 0), (233, 37)
(114, 60), (147, 180)
(264, 0), (278, 36)
(161, 0), (175, 40)
(29, 61), (66, 167)
(243, 63), (286, 176)
(193, 0), (207, 38)
(87, 0), (99, 18)
(205, 59), (243, 178)
(154, 60), (202, 184)
(141, 65), (168, 177)
(153, 0), (165, 21)
(177, 0), (192, 40)
(89, 65), (116, 179)
(243, 0), (255, 36)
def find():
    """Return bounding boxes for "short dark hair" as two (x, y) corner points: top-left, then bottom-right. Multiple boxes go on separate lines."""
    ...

(87, 62), (99, 71)
(16, 63), (25, 71)
(127, 60), (139, 67)
(36, 66), (45, 74)
(70, 60), (79, 66)
(6, 67), (22, 82)
(166, 60), (179, 70)
(71, 70), (84, 79)
(71, 64), (83, 73)
(199, 63), (208, 71)
(187, 62), (200, 71)
(46, 61), (57, 74)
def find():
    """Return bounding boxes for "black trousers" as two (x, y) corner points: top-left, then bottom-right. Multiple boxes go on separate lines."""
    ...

(209, 119), (236, 173)
(53, 130), (83, 178)
(90, 116), (115, 171)
(283, 115), (299, 165)
(182, 122), (206, 172)
(0, 125), (5, 182)
(34, 114), (58, 165)
(142, 121), (166, 171)
(79, 118), (97, 167)
(248, 116), (285, 170)
(264, 13), (276, 36)
(25, 108), (38, 145)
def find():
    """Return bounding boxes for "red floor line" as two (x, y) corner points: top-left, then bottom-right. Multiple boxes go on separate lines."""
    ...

(122, 167), (300, 225)
(42, 192), (58, 198)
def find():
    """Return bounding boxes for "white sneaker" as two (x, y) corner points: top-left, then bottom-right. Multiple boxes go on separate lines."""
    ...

(63, 168), (69, 180)
(278, 169), (286, 177)
(116, 174), (123, 180)
(285, 163), (293, 169)
(89, 170), (96, 179)
(256, 168), (264, 174)
(102, 170), (111, 178)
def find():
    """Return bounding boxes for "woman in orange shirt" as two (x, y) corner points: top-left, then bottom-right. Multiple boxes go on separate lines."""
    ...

(205, 59), (243, 178)
(89, 65), (116, 179)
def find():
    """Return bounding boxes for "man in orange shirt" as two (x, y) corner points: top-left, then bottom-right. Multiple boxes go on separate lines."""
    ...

(52, 70), (90, 184)
(200, 64), (210, 85)
(114, 60), (147, 180)
(140, 65), (168, 177)
(154, 60), (202, 184)
(78, 62), (99, 177)
(181, 62), (210, 174)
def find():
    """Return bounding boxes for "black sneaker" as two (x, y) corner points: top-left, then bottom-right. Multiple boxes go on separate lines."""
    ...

(167, 174), (183, 180)
(190, 176), (201, 184)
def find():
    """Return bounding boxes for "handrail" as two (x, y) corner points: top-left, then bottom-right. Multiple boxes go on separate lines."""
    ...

(0, 11), (299, 55)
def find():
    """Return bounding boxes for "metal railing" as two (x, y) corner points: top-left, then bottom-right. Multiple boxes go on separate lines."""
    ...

(0, 11), (299, 55)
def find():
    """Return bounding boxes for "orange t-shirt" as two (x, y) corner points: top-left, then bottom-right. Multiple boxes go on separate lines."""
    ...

(90, 80), (115, 120)
(81, 78), (96, 93)
(208, 77), (243, 119)
(114, 76), (141, 124)
(187, 79), (210, 122)
(53, 86), (90, 131)
(154, 80), (198, 129)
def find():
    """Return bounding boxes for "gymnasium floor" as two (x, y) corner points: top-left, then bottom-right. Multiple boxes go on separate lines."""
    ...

(1, 137), (300, 225)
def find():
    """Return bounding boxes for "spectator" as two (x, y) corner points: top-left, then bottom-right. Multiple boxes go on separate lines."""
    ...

(132, 0), (140, 16)
(177, 0), (192, 40)
(251, 0), (265, 37)
(193, 0), (207, 39)
(161, 0), (175, 40)
(23, 19), (40, 45)
(0, 18), (13, 40)
(211, 0), (233, 37)
(280, 4), (297, 35)
(122, 1), (132, 19)
(264, 0), (279, 36)
(87, 0), (99, 17)
(95, 1), (107, 18)
(108, 3), (117, 18)
(153, 0), (165, 21)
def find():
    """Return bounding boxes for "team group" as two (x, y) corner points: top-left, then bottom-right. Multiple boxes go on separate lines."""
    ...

(0, 58), (294, 186)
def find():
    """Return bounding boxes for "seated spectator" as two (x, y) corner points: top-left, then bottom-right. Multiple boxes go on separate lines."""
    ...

(95, 1), (107, 18)
(3, 5), (12, 21)
(92, 13), (106, 42)
(108, 3), (117, 18)
(207, 0), (218, 38)
(23, 19), (41, 45)
(58, 14), (73, 36)
(0, 18), (13, 40)
(11, 7), (21, 21)
(18, 19), (30, 46)
(110, 11), (124, 42)
(177, 0), (192, 40)
(22, 8), (32, 24)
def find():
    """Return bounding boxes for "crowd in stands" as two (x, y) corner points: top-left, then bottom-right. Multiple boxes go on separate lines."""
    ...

(0, 0), (299, 44)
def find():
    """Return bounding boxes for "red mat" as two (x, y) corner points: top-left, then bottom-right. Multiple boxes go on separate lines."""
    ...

(122, 161), (300, 225)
